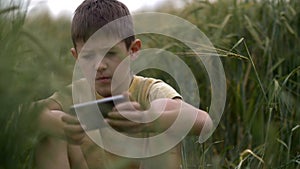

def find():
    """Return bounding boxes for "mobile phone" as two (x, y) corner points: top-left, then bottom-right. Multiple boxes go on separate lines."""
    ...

(69, 94), (126, 130)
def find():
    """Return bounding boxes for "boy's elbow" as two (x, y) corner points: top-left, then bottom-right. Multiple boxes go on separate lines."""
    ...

(200, 113), (213, 136)
(192, 110), (213, 138)
(197, 112), (214, 143)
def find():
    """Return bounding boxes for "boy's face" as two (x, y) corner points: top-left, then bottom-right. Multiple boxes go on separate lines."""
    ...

(72, 39), (141, 97)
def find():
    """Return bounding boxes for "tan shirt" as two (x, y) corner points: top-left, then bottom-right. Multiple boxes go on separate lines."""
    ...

(49, 75), (183, 169)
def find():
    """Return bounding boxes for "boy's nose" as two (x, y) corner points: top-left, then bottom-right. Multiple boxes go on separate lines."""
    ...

(96, 60), (108, 71)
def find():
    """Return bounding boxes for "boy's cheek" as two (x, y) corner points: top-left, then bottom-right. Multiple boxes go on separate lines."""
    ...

(77, 62), (96, 80)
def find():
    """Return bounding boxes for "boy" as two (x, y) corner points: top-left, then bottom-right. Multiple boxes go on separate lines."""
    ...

(35, 0), (213, 169)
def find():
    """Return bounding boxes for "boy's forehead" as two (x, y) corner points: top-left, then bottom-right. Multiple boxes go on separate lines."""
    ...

(78, 39), (126, 53)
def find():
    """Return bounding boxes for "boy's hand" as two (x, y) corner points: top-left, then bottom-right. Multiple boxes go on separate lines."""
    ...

(61, 114), (86, 145)
(106, 101), (149, 133)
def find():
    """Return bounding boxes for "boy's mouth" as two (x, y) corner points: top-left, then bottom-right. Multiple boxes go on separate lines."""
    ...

(95, 76), (111, 84)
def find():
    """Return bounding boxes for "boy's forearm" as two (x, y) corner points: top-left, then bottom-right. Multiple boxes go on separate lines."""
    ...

(149, 98), (213, 136)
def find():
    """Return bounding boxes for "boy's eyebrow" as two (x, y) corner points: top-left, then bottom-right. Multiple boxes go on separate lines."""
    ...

(79, 50), (95, 58)
(80, 45), (119, 54)
(80, 47), (112, 54)
(108, 46), (119, 51)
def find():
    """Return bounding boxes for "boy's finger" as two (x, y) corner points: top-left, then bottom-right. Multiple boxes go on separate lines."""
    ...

(108, 110), (144, 121)
(114, 101), (141, 111)
(106, 119), (148, 133)
(62, 114), (80, 124)
(64, 124), (85, 134)
(65, 133), (86, 145)
(106, 118), (140, 128)
(121, 92), (131, 101)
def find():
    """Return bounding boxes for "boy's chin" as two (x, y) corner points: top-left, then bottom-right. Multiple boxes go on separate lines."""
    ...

(95, 87), (122, 97)
(94, 79), (131, 97)
(95, 87), (112, 97)
(97, 92), (112, 98)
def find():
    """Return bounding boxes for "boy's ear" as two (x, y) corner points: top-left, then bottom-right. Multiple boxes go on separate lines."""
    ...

(71, 48), (78, 60)
(129, 39), (142, 60)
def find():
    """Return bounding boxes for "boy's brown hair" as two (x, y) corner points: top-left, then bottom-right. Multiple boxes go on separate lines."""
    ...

(71, 0), (135, 50)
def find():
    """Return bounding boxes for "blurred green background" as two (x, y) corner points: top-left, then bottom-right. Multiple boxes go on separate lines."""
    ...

(0, 0), (299, 168)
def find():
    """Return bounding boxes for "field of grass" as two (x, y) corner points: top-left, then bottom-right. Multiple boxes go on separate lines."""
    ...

(0, 0), (299, 168)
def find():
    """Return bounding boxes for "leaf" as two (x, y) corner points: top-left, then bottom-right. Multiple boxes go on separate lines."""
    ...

(276, 138), (288, 150)
(230, 37), (244, 51)
(282, 66), (300, 87)
(0, 6), (19, 15)
(244, 15), (264, 49)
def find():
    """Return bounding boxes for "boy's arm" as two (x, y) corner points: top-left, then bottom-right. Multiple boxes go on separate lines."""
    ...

(149, 98), (213, 135)
(107, 98), (213, 136)
(60, 98), (213, 143)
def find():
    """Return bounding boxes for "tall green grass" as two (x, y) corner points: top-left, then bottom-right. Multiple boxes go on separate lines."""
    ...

(152, 0), (300, 168)
(0, 0), (72, 168)
(144, 0), (300, 168)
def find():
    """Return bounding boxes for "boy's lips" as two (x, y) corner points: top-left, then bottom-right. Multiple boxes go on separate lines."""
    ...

(95, 76), (111, 84)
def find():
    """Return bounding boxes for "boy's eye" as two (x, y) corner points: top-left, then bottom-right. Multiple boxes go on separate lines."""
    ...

(81, 54), (95, 60)
(106, 51), (116, 57)
(82, 55), (94, 60)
